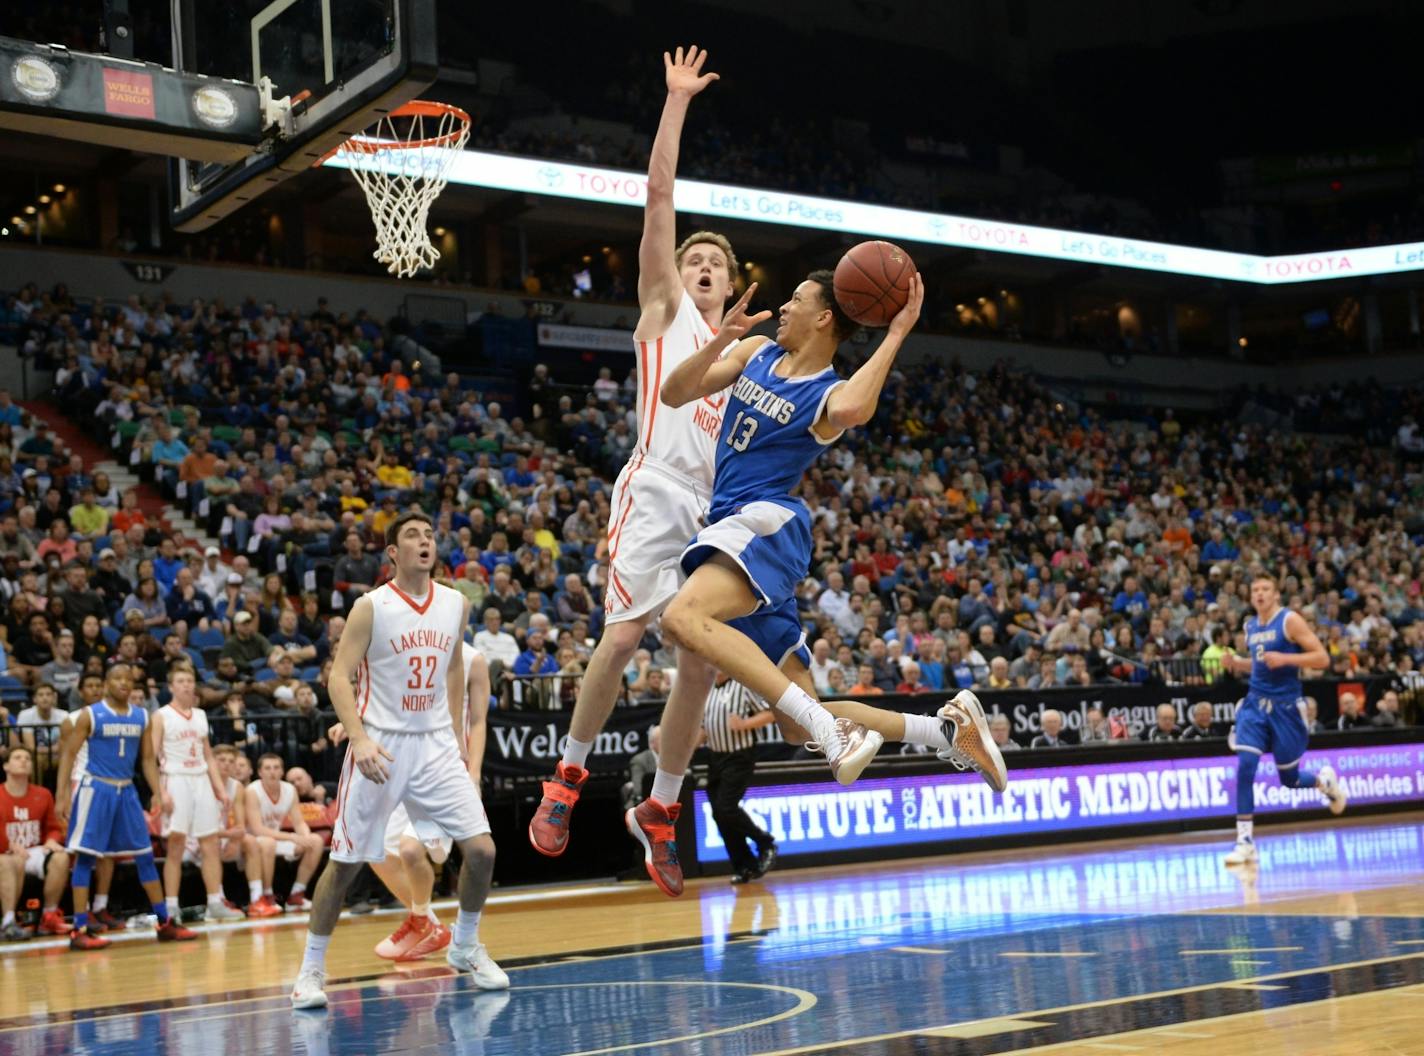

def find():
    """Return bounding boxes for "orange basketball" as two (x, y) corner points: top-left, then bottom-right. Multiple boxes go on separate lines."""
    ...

(833, 240), (917, 327)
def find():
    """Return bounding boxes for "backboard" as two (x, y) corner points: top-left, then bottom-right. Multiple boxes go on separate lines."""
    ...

(169, 0), (437, 232)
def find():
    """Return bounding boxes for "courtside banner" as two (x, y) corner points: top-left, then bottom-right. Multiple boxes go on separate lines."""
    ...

(693, 741), (1424, 863)
(328, 148), (1424, 285)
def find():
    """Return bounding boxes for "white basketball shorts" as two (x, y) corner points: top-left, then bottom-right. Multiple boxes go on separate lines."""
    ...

(161, 772), (222, 839)
(328, 726), (489, 864)
(604, 459), (709, 625)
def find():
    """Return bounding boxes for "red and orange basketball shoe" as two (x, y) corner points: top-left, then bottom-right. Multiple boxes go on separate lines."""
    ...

(625, 798), (683, 897)
(285, 892), (310, 911)
(399, 921), (451, 961)
(157, 919), (198, 942)
(247, 895), (282, 919)
(36, 910), (69, 936)
(375, 914), (429, 960)
(528, 762), (588, 857)
(70, 926), (112, 951)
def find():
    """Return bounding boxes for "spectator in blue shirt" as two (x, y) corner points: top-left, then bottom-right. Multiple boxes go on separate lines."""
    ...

(0, 389), (23, 428)
(1200, 527), (1238, 563)
(479, 532), (517, 577)
(150, 422), (190, 493)
(947, 646), (976, 690)
(1112, 575), (1148, 621)
(153, 536), (185, 594)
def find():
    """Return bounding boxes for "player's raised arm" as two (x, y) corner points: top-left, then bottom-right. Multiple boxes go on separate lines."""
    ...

(636, 45), (719, 340)
(661, 283), (770, 407)
(819, 274), (923, 434)
(329, 595), (393, 784)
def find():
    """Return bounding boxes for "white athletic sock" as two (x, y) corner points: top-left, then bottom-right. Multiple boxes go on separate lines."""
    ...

(2, 910), (13, 926)
(92, 894), (108, 912)
(902, 713), (951, 750)
(650, 768), (683, 807)
(301, 932), (331, 973)
(263, 887), (274, 896)
(290, 881), (306, 896)
(166, 896), (179, 916)
(249, 880), (263, 902)
(412, 901), (430, 920)
(207, 892), (226, 906)
(43, 904), (56, 914)
(774, 683), (835, 743)
(453, 909), (480, 947)
(561, 736), (593, 770)
(1236, 818), (1254, 843)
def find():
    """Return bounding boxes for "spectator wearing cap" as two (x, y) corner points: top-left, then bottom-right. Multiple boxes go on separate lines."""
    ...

(56, 563), (106, 633)
(197, 546), (231, 599)
(214, 572), (248, 624)
(220, 611), (271, 672)
(90, 547), (131, 614)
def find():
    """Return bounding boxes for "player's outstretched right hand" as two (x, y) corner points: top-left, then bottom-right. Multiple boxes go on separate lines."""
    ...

(352, 736), (395, 784)
(720, 282), (772, 342)
(664, 45), (718, 97)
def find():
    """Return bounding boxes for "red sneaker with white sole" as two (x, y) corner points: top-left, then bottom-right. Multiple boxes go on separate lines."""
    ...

(37, 910), (69, 935)
(528, 762), (588, 857)
(70, 926), (111, 951)
(625, 798), (683, 897)
(247, 895), (283, 919)
(375, 914), (429, 960)
(398, 922), (452, 961)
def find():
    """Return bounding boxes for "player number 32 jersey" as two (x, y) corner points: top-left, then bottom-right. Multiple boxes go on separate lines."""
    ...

(359, 581), (465, 734)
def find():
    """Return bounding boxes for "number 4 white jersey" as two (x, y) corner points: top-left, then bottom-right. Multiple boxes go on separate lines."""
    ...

(631, 289), (727, 490)
(357, 581), (466, 734)
(157, 704), (210, 776)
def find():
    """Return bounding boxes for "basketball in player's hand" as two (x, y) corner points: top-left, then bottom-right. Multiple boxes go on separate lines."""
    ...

(833, 241), (917, 327)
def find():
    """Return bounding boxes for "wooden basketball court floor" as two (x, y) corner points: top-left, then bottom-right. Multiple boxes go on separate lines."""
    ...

(2, 811), (1422, 1055)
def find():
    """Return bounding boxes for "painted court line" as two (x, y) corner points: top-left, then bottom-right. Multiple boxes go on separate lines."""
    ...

(1000, 951), (1098, 959)
(1180, 946), (1302, 955)
(918, 1018), (1054, 1038)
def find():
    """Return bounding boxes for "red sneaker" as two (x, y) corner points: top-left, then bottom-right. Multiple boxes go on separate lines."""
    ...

(37, 910), (69, 936)
(70, 927), (112, 951)
(528, 762), (588, 857)
(625, 798), (683, 897)
(157, 919), (199, 942)
(374, 914), (427, 960)
(92, 909), (126, 932)
(247, 895), (283, 919)
(398, 921), (451, 962)
(285, 892), (309, 911)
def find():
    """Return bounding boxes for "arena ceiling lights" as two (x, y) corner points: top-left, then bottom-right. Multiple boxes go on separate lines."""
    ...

(325, 148), (1416, 285)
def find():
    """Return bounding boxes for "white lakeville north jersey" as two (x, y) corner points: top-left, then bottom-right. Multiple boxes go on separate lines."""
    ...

(255, 780), (297, 832)
(357, 581), (465, 734)
(157, 704), (211, 775)
(628, 289), (726, 490)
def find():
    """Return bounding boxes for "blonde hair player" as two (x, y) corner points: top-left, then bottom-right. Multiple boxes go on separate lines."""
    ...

(528, 45), (740, 870)
(151, 664), (245, 922)
(291, 510), (505, 1009)
(206, 743), (265, 915)
(327, 638), (491, 962)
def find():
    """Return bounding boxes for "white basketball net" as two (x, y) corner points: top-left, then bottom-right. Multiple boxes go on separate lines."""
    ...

(340, 103), (470, 279)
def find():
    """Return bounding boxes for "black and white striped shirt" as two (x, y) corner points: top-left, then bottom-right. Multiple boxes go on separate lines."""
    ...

(703, 678), (771, 753)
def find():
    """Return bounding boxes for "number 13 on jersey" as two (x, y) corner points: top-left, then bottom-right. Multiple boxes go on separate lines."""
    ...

(726, 410), (758, 452)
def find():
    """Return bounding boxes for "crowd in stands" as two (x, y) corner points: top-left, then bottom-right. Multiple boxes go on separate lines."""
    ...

(0, 280), (1419, 758)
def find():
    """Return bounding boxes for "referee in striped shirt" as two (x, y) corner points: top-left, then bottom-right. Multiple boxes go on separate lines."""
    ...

(703, 671), (778, 884)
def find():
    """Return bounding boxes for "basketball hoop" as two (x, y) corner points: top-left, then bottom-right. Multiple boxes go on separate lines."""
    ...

(336, 100), (471, 278)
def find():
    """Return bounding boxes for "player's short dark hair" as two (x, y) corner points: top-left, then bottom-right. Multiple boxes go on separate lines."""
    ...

(385, 509), (433, 548)
(257, 752), (284, 770)
(4, 745), (32, 764)
(805, 269), (861, 343)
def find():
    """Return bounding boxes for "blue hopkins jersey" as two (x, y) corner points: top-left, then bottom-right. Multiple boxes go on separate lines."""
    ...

(84, 700), (147, 780)
(710, 343), (846, 521)
(1245, 607), (1303, 699)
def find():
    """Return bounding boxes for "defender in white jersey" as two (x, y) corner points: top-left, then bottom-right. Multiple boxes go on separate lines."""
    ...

(292, 511), (506, 1010)
(530, 45), (738, 875)
(151, 665), (244, 921)
(328, 640), (492, 962)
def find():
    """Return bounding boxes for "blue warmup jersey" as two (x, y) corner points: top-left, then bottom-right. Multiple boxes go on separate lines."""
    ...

(707, 343), (844, 522)
(1245, 608), (1303, 699)
(67, 701), (153, 858)
(85, 700), (147, 779)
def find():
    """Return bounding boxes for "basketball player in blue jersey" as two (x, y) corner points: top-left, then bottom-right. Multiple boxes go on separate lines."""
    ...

(55, 663), (198, 949)
(1219, 576), (1346, 865)
(639, 273), (1006, 894)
